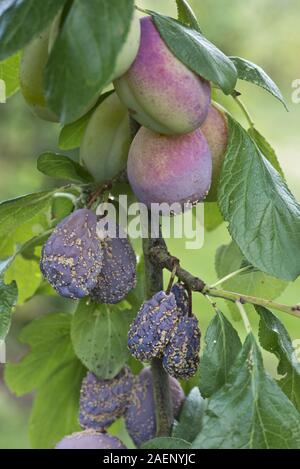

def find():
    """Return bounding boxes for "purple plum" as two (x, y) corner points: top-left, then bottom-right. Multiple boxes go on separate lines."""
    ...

(55, 430), (125, 449)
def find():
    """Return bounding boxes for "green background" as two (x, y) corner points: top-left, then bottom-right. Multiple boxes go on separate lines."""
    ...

(0, 0), (299, 448)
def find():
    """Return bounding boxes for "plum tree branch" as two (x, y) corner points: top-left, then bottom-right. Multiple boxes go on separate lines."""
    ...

(149, 242), (300, 319)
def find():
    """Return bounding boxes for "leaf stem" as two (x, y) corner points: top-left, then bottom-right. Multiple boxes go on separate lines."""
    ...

(236, 300), (252, 334)
(232, 93), (255, 128)
(210, 266), (252, 288)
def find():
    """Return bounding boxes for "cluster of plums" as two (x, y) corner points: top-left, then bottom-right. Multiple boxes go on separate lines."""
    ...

(128, 284), (201, 380)
(56, 367), (185, 449)
(21, 14), (228, 206)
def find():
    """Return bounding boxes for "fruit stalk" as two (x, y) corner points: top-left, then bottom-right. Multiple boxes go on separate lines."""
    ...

(142, 224), (174, 437)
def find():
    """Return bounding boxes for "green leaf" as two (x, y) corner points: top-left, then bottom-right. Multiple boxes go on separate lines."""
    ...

(230, 56), (287, 109)
(45, 0), (135, 123)
(0, 191), (53, 237)
(193, 334), (300, 449)
(204, 202), (224, 231)
(29, 358), (85, 449)
(5, 313), (75, 396)
(58, 90), (114, 150)
(248, 127), (285, 180)
(172, 388), (205, 442)
(215, 241), (288, 302)
(199, 310), (242, 397)
(175, 0), (201, 32)
(0, 52), (20, 97)
(0, 280), (17, 340)
(256, 306), (300, 412)
(0, 0), (64, 60)
(5, 255), (42, 304)
(142, 437), (191, 449)
(151, 12), (237, 95)
(219, 116), (300, 281)
(71, 300), (133, 379)
(37, 152), (93, 183)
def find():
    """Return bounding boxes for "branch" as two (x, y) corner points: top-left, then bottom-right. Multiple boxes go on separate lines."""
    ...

(149, 242), (300, 319)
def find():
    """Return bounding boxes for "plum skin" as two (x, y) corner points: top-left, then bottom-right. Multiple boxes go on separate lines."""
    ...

(200, 105), (228, 202)
(125, 368), (185, 447)
(55, 430), (125, 449)
(127, 126), (212, 209)
(80, 93), (131, 184)
(112, 11), (141, 80)
(114, 16), (211, 135)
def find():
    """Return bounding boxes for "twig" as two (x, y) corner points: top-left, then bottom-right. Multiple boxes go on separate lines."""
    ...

(236, 300), (252, 334)
(232, 92), (255, 128)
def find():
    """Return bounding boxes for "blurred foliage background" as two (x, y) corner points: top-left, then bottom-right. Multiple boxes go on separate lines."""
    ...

(0, 0), (299, 448)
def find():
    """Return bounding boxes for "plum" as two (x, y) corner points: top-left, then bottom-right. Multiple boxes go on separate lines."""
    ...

(163, 314), (201, 380)
(111, 11), (141, 81)
(114, 16), (211, 135)
(20, 24), (58, 122)
(125, 368), (185, 447)
(171, 283), (189, 315)
(56, 430), (125, 449)
(127, 126), (212, 210)
(200, 105), (228, 202)
(128, 291), (180, 362)
(79, 367), (134, 431)
(80, 93), (131, 184)
(40, 209), (103, 299)
(91, 222), (136, 304)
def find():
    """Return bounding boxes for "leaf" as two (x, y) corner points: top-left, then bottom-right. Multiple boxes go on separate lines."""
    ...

(0, 191), (53, 237)
(204, 202), (224, 231)
(199, 310), (242, 397)
(58, 90), (114, 150)
(219, 116), (300, 281)
(37, 152), (93, 183)
(151, 12), (237, 95)
(0, 280), (17, 340)
(175, 0), (201, 32)
(5, 255), (42, 304)
(45, 0), (135, 123)
(215, 241), (288, 301)
(29, 358), (85, 449)
(192, 334), (300, 449)
(142, 437), (191, 449)
(71, 300), (133, 379)
(230, 56), (287, 109)
(256, 306), (300, 412)
(172, 388), (205, 442)
(248, 127), (285, 180)
(5, 313), (75, 396)
(0, 52), (20, 97)
(0, 0), (64, 60)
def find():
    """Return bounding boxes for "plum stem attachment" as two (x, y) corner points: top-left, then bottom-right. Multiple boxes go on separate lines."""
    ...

(210, 265), (252, 288)
(236, 300), (252, 334)
(149, 242), (300, 319)
(166, 262), (179, 295)
(232, 92), (255, 129)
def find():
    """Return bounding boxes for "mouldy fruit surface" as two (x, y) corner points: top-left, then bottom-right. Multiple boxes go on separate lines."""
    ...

(171, 283), (189, 315)
(20, 25), (58, 122)
(91, 222), (136, 304)
(80, 93), (131, 184)
(125, 368), (185, 447)
(127, 127), (212, 210)
(163, 314), (201, 380)
(40, 209), (103, 299)
(79, 367), (134, 431)
(55, 430), (125, 449)
(111, 11), (141, 81)
(114, 16), (211, 135)
(201, 105), (228, 202)
(128, 291), (179, 361)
